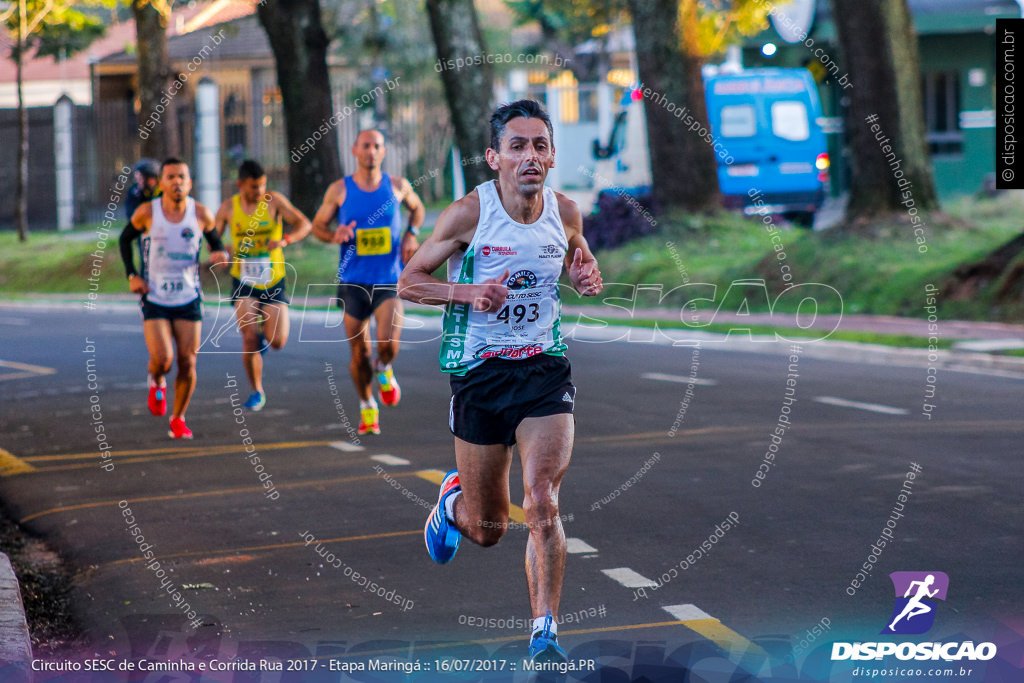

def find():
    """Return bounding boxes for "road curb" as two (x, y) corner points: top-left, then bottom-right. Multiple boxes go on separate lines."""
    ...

(3, 299), (1024, 377)
(0, 552), (32, 682)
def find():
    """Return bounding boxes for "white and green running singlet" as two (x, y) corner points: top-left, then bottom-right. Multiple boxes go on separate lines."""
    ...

(439, 180), (568, 374)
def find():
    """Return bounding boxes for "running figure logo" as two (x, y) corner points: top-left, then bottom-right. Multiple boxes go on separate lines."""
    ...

(882, 571), (949, 635)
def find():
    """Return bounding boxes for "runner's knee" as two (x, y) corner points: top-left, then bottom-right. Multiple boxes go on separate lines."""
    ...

(469, 517), (508, 547)
(522, 489), (559, 531)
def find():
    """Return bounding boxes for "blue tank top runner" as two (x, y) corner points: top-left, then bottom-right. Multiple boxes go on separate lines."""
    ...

(336, 174), (404, 285)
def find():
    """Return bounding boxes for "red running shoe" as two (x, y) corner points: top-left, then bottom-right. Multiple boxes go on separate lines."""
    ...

(168, 416), (193, 439)
(148, 384), (167, 416)
(376, 365), (401, 406)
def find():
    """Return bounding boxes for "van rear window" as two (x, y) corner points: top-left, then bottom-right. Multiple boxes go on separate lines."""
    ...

(771, 101), (810, 141)
(720, 104), (756, 137)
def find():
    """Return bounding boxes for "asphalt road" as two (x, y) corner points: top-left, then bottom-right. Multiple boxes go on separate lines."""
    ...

(0, 301), (1021, 683)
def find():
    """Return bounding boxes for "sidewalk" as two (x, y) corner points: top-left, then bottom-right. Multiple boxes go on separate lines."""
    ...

(4, 296), (1024, 375)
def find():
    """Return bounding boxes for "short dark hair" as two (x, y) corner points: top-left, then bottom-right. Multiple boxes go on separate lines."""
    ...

(238, 159), (266, 181)
(489, 99), (553, 152)
(160, 157), (187, 174)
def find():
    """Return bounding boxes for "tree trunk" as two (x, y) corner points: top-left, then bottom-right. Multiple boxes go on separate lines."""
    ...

(831, 0), (938, 219)
(256, 0), (342, 217)
(131, 0), (178, 160)
(425, 0), (495, 190)
(15, 0), (28, 241)
(628, 0), (721, 213)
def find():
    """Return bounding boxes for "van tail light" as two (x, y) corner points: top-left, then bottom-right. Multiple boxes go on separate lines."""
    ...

(815, 153), (830, 183)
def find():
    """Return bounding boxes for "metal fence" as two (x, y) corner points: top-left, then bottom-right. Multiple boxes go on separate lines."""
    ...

(0, 76), (453, 232)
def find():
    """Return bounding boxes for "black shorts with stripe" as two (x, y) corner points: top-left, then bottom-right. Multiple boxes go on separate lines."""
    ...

(140, 296), (203, 321)
(449, 354), (575, 446)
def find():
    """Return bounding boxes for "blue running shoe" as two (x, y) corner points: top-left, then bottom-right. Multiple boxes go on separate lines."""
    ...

(529, 611), (567, 664)
(243, 391), (266, 412)
(425, 469), (461, 564)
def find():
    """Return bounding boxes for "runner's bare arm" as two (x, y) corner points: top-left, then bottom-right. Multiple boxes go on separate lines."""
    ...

(558, 193), (602, 296)
(394, 176), (424, 264)
(311, 180), (354, 244)
(267, 191), (312, 249)
(121, 203), (153, 294)
(398, 191), (509, 312)
(213, 199), (232, 237)
(197, 202), (229, 265)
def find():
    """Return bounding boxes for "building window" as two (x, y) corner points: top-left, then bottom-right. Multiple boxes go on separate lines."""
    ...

(224, 93), (247, 152)
(922, 71), (962, 156)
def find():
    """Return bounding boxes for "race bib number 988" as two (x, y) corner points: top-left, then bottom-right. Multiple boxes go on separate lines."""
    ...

(356, 227), (392, 256)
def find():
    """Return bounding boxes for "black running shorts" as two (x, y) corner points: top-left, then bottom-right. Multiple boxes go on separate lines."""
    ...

(335, 283), (398, 321)
(140, 296), (203, 322)
(449, 354), (576, 446)
(231, 277), (290, 306)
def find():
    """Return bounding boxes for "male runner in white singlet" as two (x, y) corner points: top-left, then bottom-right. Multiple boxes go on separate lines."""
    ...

(120, 158), (228, 439)
(399, 100), (603, 663)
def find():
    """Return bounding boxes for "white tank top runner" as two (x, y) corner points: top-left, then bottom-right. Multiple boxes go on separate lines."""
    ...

(143, 198), (203, 307)
(440, 180), (568, 374)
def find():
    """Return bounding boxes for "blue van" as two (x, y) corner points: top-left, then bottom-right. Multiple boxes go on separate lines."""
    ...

(704, 68), (829, 227)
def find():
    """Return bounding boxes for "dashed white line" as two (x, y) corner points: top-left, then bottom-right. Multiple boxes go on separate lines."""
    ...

(663, 603), (714, 621)
(641, 372), (718, 386)
(329, 441), (365, 452)
(566, 538), (598, 554)
(600, 567), (658, 588)
(98, 324), (144, 333)
(370, 454), (410, 466)
(813, 396), (909, 415)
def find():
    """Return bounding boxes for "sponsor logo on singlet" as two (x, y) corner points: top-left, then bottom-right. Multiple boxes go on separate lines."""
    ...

(507, 270), (537, 289)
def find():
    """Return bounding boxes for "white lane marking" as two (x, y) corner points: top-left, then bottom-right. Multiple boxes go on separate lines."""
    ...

(813, 396), (909, 415)
(99, 324), (144, 333)
(566, 538), (598, 554)
(0, 318), (30, 326)
(0, 359), (58, 382)
(370, 454), (410, 466)
(641, 372), (718, 386)
(663, 603), (715, 621)
(953, 339), (1024, 352)
(329, 441), (365, 452)
(600, 567), (658, 588)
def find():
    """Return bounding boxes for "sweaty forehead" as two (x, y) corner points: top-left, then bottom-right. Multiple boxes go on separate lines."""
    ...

(356, 131), (384, 146)
(162, 165), (189, 177)
(501, 118), (550, 147)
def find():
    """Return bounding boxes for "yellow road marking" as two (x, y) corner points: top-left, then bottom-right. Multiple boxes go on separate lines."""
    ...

(417, 469), (526, 523)
(20, 471), (424, 523)
(25, 440), (336, 463)
(0, 448), (35, 476)
(682, 617), (768, 658)
(103, 529), (422, 568)
(0, 359), (57, 382)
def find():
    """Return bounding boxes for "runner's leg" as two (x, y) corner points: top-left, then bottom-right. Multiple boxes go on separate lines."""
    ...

(452, 438), (514, 547)
(236, 297), (263, 393)
(344, 313), (373, 401)
(372, 294), (402, 366)
(516, 413), (574, 619)
(143, 319), (174, 385)
(170, 319), (202, 419)
(262, 301), (289, 350)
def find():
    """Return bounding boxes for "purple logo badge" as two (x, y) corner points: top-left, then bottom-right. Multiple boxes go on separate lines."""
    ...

(882, 571), (949, 635)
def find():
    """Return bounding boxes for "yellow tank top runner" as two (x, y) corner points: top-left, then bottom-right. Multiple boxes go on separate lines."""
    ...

(229, 194), (286, 289)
